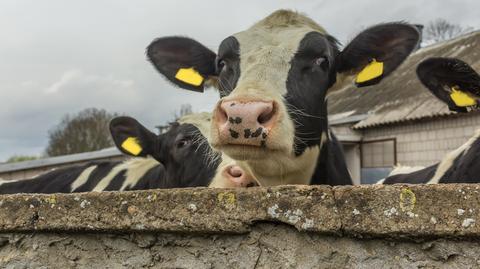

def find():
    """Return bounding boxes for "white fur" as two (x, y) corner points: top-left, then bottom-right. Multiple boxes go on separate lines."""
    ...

(0, 178), (16, 186)
(388, 165), (425, 177)
(209, 11), (332, 186)
(427, 129), (480, 184)
(375, 165), (425, 185)
(70, 165), (97, 191)
(91, 158), (159, 192)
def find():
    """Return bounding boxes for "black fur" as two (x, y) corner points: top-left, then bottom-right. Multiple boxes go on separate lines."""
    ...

(0, 121), (219, 194)
(417, 57), (480, 113)
(337, 22), (420, 87)
(147, 37), (217, 92)
(382, 57), (480, 184)
(382, 164), (438, 184)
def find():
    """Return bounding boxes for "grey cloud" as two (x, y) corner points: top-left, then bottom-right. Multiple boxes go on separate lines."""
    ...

(0, 0), (479, 161)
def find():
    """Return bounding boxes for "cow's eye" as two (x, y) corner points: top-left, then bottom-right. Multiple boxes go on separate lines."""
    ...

(314, 57), (329, 70)
(176, 139), (191, 149)
(216, 59), (226, 73)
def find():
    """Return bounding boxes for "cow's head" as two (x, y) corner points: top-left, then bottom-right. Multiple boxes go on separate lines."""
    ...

(147, 10), (419, 168)
(417, 57), (480, 113)
(109, 114), (258, 188)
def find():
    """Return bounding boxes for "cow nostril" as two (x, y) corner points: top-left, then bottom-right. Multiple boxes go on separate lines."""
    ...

(257, 104), (275, 125)
(228, 166), (243, 178)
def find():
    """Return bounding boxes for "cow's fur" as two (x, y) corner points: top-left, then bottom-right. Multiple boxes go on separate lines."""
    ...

(0, 113), (243, 194)
(382, 57), (480, 184)
(147, 10), (419, 186)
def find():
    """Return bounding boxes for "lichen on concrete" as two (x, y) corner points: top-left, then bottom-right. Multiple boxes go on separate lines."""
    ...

(1, 184), (480, 267)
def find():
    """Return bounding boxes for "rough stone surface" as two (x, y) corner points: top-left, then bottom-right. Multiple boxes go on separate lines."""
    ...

(1, 185), (480, 267)
(1, 224), (480, 268)
(335, 184), (480, 238)
(0, 186), (339, 234)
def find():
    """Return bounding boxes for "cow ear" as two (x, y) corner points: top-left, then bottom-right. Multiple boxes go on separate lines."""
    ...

(109, 116), (157, 157)
(417, 57), (480, 113)
(336, 23), (420, 87)
(146, 36), (217, 93)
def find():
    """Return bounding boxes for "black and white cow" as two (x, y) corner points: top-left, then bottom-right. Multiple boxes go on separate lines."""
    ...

(382, 57), (480, 184)
(146, 10), (420, 186)
(0, 113), (257, 194)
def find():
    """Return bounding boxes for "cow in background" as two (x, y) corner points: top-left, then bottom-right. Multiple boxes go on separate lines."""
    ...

(147, 9), (420, 186)
(382, 57), (480, 184)
(0, 113), (257, 194)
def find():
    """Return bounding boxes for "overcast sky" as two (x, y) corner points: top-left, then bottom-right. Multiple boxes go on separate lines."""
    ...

(0, 0), (479, 161)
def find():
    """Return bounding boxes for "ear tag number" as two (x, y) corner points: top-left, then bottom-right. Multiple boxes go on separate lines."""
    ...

(175, 67), (204, 86)
(121, 137), (142, 156)
(355, 59), (384, 84)
(450, 87), (477, 107)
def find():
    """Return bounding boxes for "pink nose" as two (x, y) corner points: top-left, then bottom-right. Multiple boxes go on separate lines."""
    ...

(224, 165), (258, 187)
(214, 100), (276, 146)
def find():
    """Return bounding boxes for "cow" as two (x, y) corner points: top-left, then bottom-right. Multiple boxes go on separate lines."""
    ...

(0, 113), (257, 194)
(146, 10), (420, 186)
(381, 57), (480, 184)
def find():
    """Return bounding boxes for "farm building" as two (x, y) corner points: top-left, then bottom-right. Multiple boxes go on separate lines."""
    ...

(329, 30), (480, 184)
(0, 148), (125, 181)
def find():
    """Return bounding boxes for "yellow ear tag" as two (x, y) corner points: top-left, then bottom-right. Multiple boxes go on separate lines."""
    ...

(175, 67), (204, 86)
(355, 59), (384, 84)
(121, 137), (142, 156)
(450, 87), (477, 107)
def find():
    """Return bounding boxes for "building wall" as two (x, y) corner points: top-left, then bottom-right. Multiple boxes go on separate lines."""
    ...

(360, 113), (480, 167)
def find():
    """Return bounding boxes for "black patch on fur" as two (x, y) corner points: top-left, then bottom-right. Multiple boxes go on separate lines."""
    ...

(437, 138), (480, 183)
(310, 130), (352, 185)
(383, 164), (438, 184)
(417, 57), (480, 113)
(262, 132), (267, 139)
(155, 123), (221, 187)
(146, 36), (217, 92)
(286, 32), (337, 155)
(229, 129), (239, 139)
(104, 170), (127, 191)
(217, 36), (241, 97)
(251, 128), (263, 138)
(244, 129), (251, 138)
(336, 23), (419, 81)
(260, 140), (266, 148)
(228, 117), (242, 124)
(0, 164), (89, 194)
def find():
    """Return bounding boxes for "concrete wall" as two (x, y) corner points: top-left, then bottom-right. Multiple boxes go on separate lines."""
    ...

(1, 185), (480, 268)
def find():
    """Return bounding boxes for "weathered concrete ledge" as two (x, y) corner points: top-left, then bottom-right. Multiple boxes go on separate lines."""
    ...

(1, 184), (479, 239)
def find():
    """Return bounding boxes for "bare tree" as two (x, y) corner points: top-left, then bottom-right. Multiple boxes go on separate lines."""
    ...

(424, 19), (473, 43)
(173, 103), (193, 121)
(156, 104), (194, 134)
(46, 108), (118, 157)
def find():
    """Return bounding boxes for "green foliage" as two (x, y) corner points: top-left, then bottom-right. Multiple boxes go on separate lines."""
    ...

(46, 108), (119, 157)
(6, 155), (39, 163)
